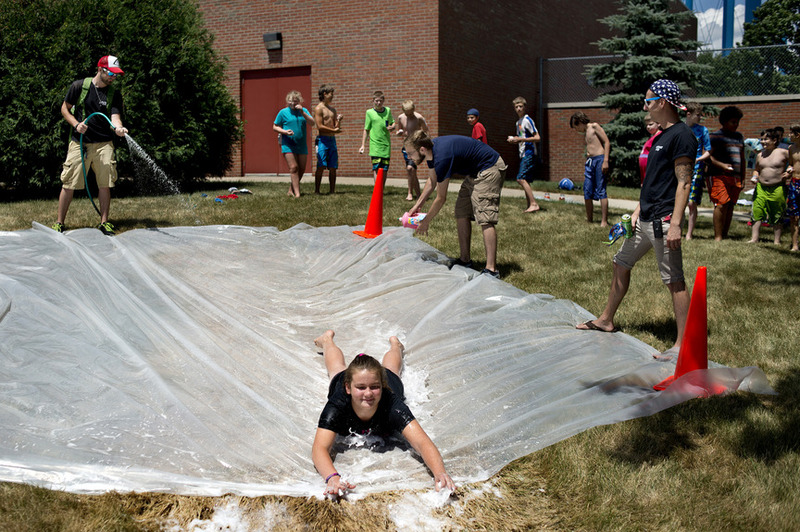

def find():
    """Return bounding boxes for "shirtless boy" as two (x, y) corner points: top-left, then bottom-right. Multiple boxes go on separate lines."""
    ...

(787, 125), (800, 251)
(749, 128), (792, 244)
(313, 84), (343, 194)
(570, 112), (611, 227)
(396, 99), (429, 200)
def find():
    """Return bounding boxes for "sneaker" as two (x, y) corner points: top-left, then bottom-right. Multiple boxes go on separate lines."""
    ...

(481, 268), (500, 278)
(52, 222), (65, 233)
(449, 258), (473, 269)
(98, 221), (116, 236)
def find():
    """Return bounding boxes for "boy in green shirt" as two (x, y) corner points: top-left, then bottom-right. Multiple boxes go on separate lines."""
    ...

(359, 91), (395, 184)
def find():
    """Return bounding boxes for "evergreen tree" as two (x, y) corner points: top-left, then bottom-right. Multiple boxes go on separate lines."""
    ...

(0, 0), (242, 195)
(586, 0), (703, 187)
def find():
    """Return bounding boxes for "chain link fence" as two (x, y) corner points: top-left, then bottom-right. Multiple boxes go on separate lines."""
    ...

(542, 44), (800, 104)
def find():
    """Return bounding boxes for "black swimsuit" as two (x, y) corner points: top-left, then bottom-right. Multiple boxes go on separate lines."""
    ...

(317, 370), (415, 437)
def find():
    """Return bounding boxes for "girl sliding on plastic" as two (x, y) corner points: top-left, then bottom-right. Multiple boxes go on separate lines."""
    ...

(311, 330), (456, 497)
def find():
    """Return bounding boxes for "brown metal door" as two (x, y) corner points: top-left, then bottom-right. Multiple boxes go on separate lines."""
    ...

(241, 66), (312, 174)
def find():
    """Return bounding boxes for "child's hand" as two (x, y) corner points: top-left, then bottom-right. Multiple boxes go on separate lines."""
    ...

(325, 476), (355, 498)
(434, 472), (455, 492)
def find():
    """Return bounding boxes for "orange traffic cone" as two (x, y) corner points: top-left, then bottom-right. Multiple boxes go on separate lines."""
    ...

(353, 167), (385, 239)
(654, 266), (708, 391)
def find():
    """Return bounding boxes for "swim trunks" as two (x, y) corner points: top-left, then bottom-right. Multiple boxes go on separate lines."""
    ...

(516, 153), (537, 183)
(751, 182), (786, 225)
(371, 157), (390, 171)
(315, 136), (338, 169)
(787, 177), (800, 217)
(402, 147), (417, 169)
(689, 169), (705, 204)
(709, 175), (742, 206)
(583, 155), (607, 201)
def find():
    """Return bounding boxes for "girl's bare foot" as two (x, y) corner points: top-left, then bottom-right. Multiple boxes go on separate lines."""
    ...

(523, 204), (540, 213)
(314, 330), (335, 349)
(388, 336), (404, 352)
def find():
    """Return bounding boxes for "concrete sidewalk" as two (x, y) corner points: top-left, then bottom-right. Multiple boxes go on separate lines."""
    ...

(210, 173), (742, 220)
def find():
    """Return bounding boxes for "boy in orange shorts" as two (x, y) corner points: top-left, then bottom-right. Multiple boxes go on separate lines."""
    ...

(707, 106), (745, 241)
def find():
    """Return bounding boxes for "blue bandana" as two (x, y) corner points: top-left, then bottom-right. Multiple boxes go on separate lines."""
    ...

(649, 79), (687, 111)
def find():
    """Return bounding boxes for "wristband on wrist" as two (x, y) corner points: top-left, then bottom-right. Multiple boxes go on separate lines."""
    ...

(325, 472), (340, 482)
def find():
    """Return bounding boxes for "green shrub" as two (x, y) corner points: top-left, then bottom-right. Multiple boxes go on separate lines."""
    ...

(0, 0), (242, 194)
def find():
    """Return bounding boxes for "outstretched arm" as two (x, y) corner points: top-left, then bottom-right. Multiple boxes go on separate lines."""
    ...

(312, 427), (356, 496)
(111, 112), (128, 137)
(414, 178), (448, 236)
(402, 420), (455, 491)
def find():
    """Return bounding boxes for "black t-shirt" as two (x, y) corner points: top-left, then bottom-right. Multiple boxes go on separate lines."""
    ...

(64, 78), (123, 143)
(640, 121), (697, 222)
(317, 370), (416, 437)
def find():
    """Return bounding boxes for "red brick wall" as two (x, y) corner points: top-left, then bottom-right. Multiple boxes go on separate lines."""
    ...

(197, 0), (438, 178)
(195, 0), (727, 183)
(544, 105), (617, 184)
(437, 0), (617, 179)
(544, 98), (800, 183)
(197, 0), (626, 179)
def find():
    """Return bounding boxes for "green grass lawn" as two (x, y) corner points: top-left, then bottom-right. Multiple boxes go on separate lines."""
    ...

(1, 179), (798, 531)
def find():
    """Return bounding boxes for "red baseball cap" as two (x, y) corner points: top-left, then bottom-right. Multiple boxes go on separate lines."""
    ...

(98, 55), (124, 75)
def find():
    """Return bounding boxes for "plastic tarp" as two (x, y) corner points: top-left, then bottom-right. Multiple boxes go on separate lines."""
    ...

(0, 223), (774, 496)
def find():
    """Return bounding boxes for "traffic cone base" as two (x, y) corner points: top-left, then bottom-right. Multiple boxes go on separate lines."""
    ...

(654, 266), (709, 391)
(353, 168), (385, 239)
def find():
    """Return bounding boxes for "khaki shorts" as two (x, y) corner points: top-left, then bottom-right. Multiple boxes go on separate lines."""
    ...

(60, 140), (118, 190)
(454, 156), (507, 225)
(613, 217), (684, 284)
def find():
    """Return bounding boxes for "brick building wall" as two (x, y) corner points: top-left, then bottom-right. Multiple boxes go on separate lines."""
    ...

(197, 0), (439, 178)
(544, 105), (617, 184)
(437, 0), (616, 178)
(544, 96), (800, 184)
(197, 0), (766, 184)
(196, 0), (621, 179)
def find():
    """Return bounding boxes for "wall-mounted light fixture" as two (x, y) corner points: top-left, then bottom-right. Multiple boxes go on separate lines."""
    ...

(263, 32), (282, 51)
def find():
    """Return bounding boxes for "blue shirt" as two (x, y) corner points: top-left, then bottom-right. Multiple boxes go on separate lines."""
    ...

(690, 123), (710, 173)
(274, 106), (310, 154)
(427, 135), (500, 182)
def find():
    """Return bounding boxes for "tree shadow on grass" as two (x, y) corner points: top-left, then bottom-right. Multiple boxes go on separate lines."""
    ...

(606, 367), (800, 466)
(734, 366), (800, 463)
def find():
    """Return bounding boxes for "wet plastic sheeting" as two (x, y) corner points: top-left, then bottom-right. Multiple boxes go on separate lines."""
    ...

(0, 223), (773, 495)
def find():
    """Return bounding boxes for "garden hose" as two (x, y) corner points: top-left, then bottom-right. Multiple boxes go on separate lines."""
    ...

(80, 112), (117, 216)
